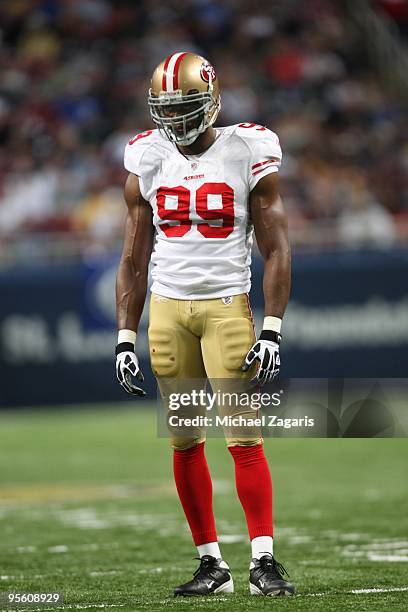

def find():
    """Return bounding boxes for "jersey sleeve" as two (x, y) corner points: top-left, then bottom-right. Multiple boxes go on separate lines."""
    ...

(123, 130), (155, 200)
(237, 125), (282, 191)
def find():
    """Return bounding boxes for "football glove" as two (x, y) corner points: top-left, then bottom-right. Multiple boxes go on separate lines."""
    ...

(115, 342), (145, 396)
(242, 330), (282, 385)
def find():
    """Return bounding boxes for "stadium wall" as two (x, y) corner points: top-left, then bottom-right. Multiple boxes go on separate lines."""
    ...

(1, 250), (407, 407)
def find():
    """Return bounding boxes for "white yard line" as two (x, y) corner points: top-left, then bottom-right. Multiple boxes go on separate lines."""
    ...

(288, 535), (312, 544)
(368, 554), (408, 562)
(5, 587), (408, 610)
(5, 586), (408, 612)
(212, 479), (233, 493)
(8, 605), (125, 611)
(88, 570), (123, 577)
(48, 545), (69, 553)
(351, 587), (408, 594)
(344, 540), (408, 550)
(137, 567), (163, 574)
(303, 586), (408, 597)
(342, 538), (408, 562)
(218, 534), (246, 543)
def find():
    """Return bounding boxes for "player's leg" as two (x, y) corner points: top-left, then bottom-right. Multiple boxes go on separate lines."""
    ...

(149, 295), (207, 453)
(200, 294), (272, 545)
(148, 294), (233, 595)
(229, 444), (294, 596)
(201, 294), (294, 595)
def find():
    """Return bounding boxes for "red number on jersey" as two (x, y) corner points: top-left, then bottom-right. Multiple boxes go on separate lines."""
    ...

(238, 122), (266, 131)
(156, 186), (191, 237)
(128, 130), (153, 145)
(196, 182), (234, 238)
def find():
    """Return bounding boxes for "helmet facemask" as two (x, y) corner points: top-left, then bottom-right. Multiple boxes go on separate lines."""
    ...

(148, 89), (219, 146)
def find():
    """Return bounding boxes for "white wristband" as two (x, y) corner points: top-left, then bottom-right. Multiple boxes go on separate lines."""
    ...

(118, 329), (136, 345)
(263, 316), (282, 333)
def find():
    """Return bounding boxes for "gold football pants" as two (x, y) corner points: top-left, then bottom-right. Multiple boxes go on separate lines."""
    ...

(148, 292), (262, 449)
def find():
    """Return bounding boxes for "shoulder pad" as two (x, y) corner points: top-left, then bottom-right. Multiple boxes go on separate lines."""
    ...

(234, 122), (280, 144)
(124, 129), (158, 176)
(233, 124), (282, 189)
(127, 129), (156, 147)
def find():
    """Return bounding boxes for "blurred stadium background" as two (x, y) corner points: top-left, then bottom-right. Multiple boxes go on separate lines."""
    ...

(0, 2), (407, 609)
(0, 0), (407, 406)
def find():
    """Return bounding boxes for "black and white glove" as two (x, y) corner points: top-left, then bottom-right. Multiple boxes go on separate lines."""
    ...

(115, 342), (145, 396)
(242, 330), (282, 385)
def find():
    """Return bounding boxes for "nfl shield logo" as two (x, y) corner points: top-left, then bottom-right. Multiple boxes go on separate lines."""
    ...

(191, 162), (198, 171)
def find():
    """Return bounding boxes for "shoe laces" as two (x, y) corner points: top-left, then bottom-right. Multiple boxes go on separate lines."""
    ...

(259, 554), (290, 579)
(193, 555), (218, 580)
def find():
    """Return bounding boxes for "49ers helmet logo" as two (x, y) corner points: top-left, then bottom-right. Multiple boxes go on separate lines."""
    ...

(200, 61), (216, 83)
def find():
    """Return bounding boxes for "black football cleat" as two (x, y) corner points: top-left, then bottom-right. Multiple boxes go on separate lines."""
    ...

(174, 555), (234, 596)
(249, 554), (295, 596)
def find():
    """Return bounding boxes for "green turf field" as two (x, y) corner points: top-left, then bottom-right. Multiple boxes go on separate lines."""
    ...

(0, 405), (407, 611)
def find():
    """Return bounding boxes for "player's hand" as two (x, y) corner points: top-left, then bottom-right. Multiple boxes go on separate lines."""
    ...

(115, 343), (146, 396)
(242, 330), (282, 385)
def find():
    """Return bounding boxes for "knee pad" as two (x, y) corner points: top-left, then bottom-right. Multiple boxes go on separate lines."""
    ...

(148, 327), (179, 377)
(216, 318), (255, 372)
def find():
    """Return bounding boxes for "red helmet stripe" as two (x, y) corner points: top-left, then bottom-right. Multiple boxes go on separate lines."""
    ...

(173, 52), (188, 90)
(162, 54), (172, 91)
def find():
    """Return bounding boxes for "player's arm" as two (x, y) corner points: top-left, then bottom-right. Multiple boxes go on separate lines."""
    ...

(115, 173), (154, 395)
(250, 172), (291, 320)
(242, 172), (291, 383)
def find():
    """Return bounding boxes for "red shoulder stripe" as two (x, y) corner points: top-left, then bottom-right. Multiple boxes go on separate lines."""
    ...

(252, 160), (280, 176)
(252, 158), (280, 170)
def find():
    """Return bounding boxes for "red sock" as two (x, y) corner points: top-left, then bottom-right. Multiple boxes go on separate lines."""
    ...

(173, 442), (217, 546)
(228, 444), (273, 539)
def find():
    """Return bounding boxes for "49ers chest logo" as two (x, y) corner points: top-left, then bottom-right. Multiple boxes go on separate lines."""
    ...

(200, 61), (216, 83)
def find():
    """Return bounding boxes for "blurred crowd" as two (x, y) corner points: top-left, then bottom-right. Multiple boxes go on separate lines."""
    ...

(0, 0), (407, 262)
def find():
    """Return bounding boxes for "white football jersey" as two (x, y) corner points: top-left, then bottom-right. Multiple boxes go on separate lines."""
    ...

(124, 123), (282, 299)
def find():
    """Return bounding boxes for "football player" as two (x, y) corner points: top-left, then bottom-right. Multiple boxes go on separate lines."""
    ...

(115, 52), (294, 597)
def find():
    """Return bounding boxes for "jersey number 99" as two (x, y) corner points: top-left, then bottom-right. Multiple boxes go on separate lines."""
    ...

(156, 183), (234, 238)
